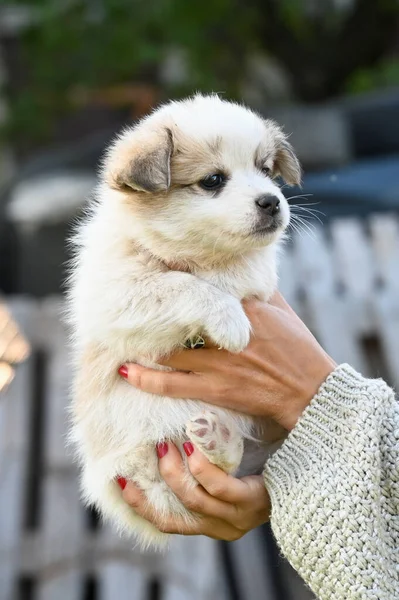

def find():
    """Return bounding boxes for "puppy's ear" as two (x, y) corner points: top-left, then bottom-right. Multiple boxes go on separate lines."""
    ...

(106, 126), (174, 193)
(274, 138), (301, 186)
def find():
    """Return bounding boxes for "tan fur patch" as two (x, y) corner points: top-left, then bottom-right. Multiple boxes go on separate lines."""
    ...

(171, 130), (224, 185)
(274, 139), (302, 185)
(105, 125), (173, 192)
(73, 344), (113, 407)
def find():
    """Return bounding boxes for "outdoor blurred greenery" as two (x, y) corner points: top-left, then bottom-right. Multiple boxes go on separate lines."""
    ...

(3, 0), (399, 147)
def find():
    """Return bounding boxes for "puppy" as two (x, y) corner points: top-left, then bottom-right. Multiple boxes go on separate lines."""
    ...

(67, 94), (300, 548)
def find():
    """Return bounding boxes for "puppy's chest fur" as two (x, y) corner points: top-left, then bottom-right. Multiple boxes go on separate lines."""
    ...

(192, 256), (276, 302)
(157, 240), (278, 305)
(129, 248), (277, 356)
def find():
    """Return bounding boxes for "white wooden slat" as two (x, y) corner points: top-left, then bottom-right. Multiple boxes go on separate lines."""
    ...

(0, 300), (35, 600)
(368, 214), (399, 387)
(99, 562), (148, 600)
(278, 245), (308, 323)
(98, 526), (151, 600)
(372, 291), (399, 390)
(369, 214), (399, 289)
(229, 530), (276, 600)
(36, 300), (84, 600)
(293, 226), (335, 294)
(293, 228), (366, 371)
(331, 218), (375, 296)
(330, 219), (376, 335)
(163, 536), (228, 600)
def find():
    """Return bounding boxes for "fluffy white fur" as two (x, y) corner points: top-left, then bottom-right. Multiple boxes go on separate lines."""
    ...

(67, 94), (301, 548)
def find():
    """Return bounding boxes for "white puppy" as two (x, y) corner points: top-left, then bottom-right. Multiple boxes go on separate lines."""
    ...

(67, 94), (300, 548)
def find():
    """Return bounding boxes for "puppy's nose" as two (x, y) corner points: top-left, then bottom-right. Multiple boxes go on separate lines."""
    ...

(255, 194), (280, 215)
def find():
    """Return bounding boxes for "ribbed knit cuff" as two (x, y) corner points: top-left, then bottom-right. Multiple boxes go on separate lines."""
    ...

(264, 363), (388, 506)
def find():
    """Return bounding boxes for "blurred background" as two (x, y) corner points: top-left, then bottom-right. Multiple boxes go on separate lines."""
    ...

(0, 1), (399, 599)
(1, 0), (399, 295)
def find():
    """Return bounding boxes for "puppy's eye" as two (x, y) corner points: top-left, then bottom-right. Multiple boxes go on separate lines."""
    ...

(261, 166), (271, 176)
(199, 174), (225, 190)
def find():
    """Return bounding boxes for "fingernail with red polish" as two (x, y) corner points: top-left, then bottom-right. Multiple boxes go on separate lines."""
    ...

(118, 365), (128, 378)
(156, 442), (168, 458)
(116, 476), (127, 490)
(183, 441), (194, 457)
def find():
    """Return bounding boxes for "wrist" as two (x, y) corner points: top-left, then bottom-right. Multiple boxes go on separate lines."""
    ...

(276, 356), (337, 431)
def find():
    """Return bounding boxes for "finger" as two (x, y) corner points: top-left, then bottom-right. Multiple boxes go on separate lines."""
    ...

(2, 335), (30, 364)
(268, 290), (286, 308)
(122, 363), (201, 396)
(157, 442), (239, 521)
(0, 361), (14, 393)
(121, 482), (203, 535)
(121, 478), (242, 540)
(243, 295), (296, 331)
(121, 363), (219, 400)
(186, 444), (262, 504)
(159, 348), (228, 371)
(268, 291), (298, 316)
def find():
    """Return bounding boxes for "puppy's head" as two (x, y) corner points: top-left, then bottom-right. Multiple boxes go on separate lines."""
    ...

(103, 95), (300, 265)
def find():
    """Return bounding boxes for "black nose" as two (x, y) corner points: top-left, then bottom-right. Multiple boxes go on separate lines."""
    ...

(255, 194), (280, 215)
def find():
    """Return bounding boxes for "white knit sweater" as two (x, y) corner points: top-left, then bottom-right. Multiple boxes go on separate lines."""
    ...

(264, 364), (399, 600)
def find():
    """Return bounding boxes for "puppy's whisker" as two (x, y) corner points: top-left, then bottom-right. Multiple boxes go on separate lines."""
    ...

(289, 219), (305, 240)
(291, 212), (316, 227)
(289, 214), (317, 240)
(285, 193), (314, 202)
(290, 206), (324, 224)
(290, 215), (317, 240)
(291, 203), (324, 215)
(291, 206), (324, 216)
(290, 203), (324, 218)
(297, 218), (316, 236)
(291, 201), (321, 207)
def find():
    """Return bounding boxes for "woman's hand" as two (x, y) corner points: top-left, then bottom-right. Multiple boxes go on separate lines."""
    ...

(119, 292), (336, 430)
(118, 441), (270, 540)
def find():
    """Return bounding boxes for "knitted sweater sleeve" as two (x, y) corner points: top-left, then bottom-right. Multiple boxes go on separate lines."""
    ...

(263, 364), (399, 600)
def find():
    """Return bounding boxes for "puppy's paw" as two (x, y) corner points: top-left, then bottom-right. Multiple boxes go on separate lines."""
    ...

(204, 298), (251, 353)
(186, 412), (244, 474)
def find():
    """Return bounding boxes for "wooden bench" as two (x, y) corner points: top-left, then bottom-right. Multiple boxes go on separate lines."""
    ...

(1, 213), (398, 600)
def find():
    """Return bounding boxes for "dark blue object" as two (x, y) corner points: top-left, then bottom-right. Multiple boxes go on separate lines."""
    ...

(286, 154), (399, 220)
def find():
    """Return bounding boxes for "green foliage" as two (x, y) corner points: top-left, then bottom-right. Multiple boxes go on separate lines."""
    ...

(346, 59), (399, 95)
(3, 0), (399, 146)
(3, 0), (252, 146)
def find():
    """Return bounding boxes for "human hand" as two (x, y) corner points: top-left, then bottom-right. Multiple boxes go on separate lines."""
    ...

(118, 292), (336, 430)
(118, 441), (270, 540)
(0, 302), (30, 392)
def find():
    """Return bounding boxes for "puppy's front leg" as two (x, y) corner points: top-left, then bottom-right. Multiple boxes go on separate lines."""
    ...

(118, 271), (251, 355)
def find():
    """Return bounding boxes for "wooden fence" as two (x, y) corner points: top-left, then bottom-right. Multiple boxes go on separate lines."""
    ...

(1, 213), (398, 600)
(280, 213), (399, 386)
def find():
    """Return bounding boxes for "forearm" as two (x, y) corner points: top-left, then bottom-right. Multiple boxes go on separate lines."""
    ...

(264, 364), (399, 600)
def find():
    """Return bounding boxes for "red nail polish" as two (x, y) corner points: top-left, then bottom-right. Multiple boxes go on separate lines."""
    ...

(118, 365), (128, 378)
(116, 476), (127, 490)
(156, 442), (168, 458)
(183, 441), (194, 457)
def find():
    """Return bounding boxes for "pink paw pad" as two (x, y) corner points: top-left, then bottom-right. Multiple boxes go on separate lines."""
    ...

(187, 413), (232, 454)
(205, 440), (216, 451)
(186, 411), (244, 475)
